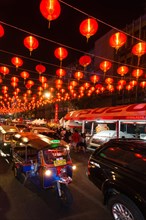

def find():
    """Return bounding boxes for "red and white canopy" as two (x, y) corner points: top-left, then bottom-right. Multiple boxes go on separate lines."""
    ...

(64, 103), (146, 121)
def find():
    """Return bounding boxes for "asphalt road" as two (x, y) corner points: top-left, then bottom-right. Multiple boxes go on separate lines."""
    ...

(0, 150), (112, 220)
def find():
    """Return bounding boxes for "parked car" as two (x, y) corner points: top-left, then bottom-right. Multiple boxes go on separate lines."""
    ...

(30, 126), (56, 138)
(87, 138), (146, 220)
(87, 130), (134, 151)
(0, 125), (19, 156)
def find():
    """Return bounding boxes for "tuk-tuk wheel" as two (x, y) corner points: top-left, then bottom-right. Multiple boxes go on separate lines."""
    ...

(58, 184), (73, 208)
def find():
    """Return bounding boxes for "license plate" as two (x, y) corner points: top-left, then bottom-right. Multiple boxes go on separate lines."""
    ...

(54, 159), (66, 166)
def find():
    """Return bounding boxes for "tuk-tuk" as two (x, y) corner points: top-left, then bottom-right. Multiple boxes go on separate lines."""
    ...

(12, 132), (76, 207)
(0, 125), (19, 156)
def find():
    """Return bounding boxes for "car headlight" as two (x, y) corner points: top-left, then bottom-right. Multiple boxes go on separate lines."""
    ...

(72, 165), (77, 170)
(45, 169), (52, 176)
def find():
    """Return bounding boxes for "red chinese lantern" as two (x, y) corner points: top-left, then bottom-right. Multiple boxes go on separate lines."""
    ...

(37, 86), (43, 91)
(106, 84), (114, 92)
(129, 80), (137, 87)
(109, 32), (127, 52)
(83, 82), (90, 89)
(95, 83), (102, 90)
(15, 88), (20, 94)
(40, 0), (61, 28)
(116, 84), (123, 92)
(20, 71), (30, 84)
(11, 81), (18, 88)
(74, 71), (84, 81)
(2, 86), (8, 92)
(0, 24), (4, 37)
(79, 18), (98, 41)
(0, 66), (9, 77)
(35, 64), (46, 75)
(26, 80), (34, 89)
(105, 77), (114, 84)
(126, 84), (133, 92)
(117, 79), (126, 86)
(140, 81), (146, 89)
(79, 55), (91, 69)
(99, 60), (112, 78)
(90, 74), (100, 84)
(69, 80), (78, 87)
(42, 82), (48, 89)
(117, 65), (129, 77)
(24, 35), (39, 55)
(0, 76), (3, 84)
(11, 76), (19, 83)
(132, 42), (146, 65)
(56, 68), (66, 78)
(132, 68), (143, 79)
(54, 47), (68, 66)
(11, 57), (23, 70)
(39, 76), (47, 83)
(55, 79), (63, 85)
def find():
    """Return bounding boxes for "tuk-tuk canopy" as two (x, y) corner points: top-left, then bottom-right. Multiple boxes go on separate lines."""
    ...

(13, 132), (62, 151)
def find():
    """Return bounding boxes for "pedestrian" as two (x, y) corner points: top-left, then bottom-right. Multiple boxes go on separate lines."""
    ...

(76, 133), (87, 153)
(71, 129), (80, 152)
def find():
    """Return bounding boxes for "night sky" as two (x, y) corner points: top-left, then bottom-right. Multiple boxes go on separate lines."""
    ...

(0, 0), (145, 100)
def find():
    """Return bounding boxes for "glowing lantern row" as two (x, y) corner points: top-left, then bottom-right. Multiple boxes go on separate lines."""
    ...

(109, 32), (127, 52)
(99, 60), (112, 78)
(20, 71), (30, 84)
(79, 55), (91, 69)
(36, 64), (46, 75)
(74, 71), (84, 81)
(11, 57), (23, 70)
(54, 47), (68, 66)
(40, 0), (61, 28)
(56, 68), (66, 78)
(117, 65), (129, 77)
(79, 18), (98, 41)
(132, 42), (146, 65)
(24, 35), (39, 55)
(0, 66), (9, 77)
(0, 24), (4, 37)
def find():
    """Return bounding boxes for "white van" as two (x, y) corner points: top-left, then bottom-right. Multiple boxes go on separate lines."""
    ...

(87, 130), (134, 152)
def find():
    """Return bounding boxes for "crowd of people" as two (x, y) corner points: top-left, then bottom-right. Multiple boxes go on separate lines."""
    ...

(53, 127), (87, 153)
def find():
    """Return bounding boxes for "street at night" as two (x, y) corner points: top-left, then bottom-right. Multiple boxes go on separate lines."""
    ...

(0, 151), (112, 220)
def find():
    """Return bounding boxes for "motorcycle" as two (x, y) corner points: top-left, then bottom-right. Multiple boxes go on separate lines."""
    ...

(12, 132), (76, 207)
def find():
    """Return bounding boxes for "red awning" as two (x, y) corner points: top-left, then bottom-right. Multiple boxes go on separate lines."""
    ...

(64, 103), (146, 121)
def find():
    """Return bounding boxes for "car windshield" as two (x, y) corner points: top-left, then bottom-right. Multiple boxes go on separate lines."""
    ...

(43, 146), (71, 165)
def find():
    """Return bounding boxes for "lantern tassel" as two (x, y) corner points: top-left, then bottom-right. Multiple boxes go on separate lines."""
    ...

(48, 20), (51, 29)
(138, 56), (140, 66)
